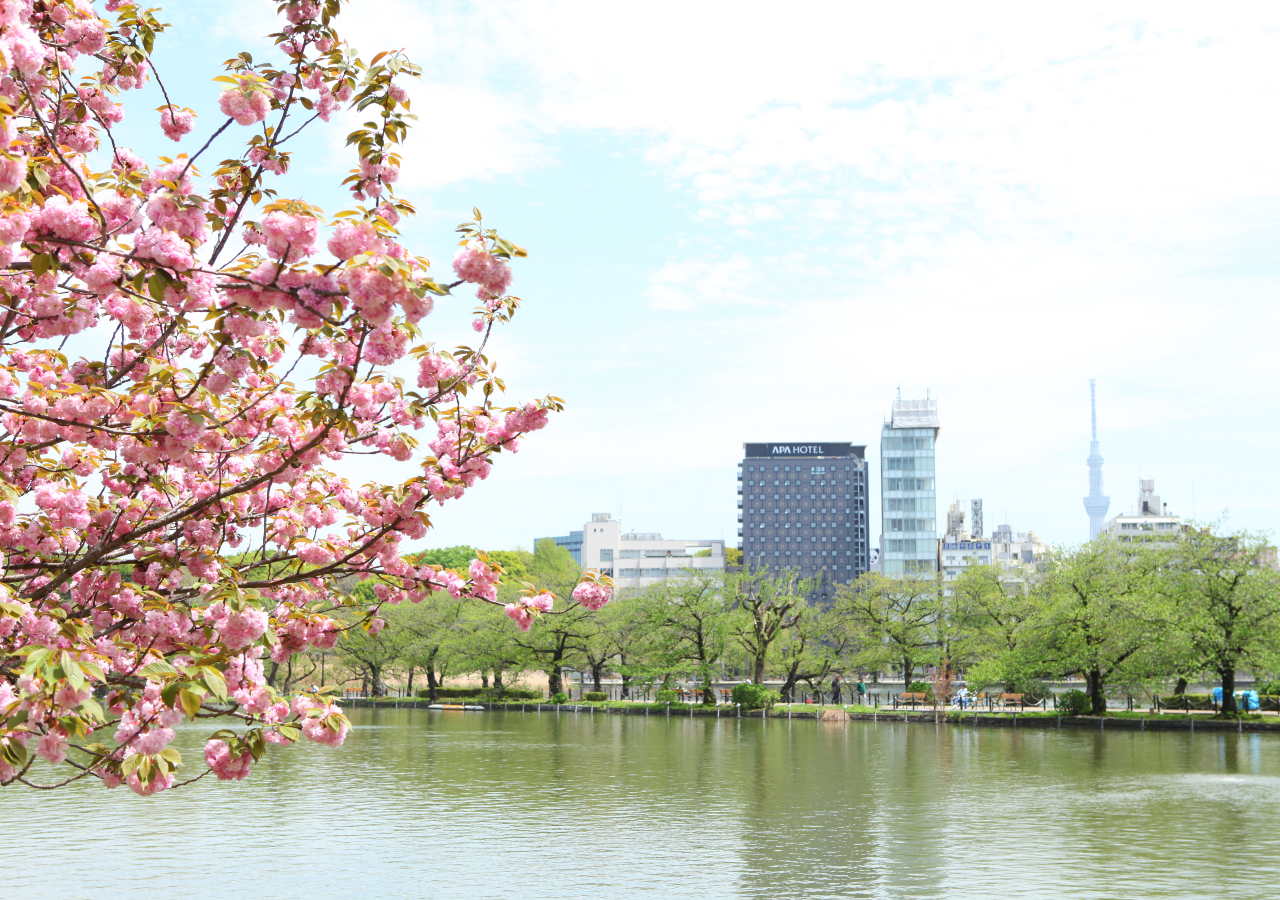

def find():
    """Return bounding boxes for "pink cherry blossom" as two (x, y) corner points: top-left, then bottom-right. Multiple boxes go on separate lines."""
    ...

(219, 79), (272, 126)
(204, 739), (254, 780)
(159, 106), (195, 141)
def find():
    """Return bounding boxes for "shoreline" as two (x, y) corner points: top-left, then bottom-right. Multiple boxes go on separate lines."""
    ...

(340, 698), (1280, 733)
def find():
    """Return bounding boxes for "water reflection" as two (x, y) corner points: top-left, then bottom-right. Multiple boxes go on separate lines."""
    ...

(3, 710), (1279, 899)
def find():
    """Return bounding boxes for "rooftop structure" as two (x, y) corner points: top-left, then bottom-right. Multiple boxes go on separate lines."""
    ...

(1102, 479), (1183, 543)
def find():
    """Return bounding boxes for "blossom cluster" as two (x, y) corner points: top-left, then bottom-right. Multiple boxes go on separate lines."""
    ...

(0, 0), (585, 795)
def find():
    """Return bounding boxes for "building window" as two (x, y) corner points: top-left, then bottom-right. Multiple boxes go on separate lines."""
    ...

(600, 549), (614, 561)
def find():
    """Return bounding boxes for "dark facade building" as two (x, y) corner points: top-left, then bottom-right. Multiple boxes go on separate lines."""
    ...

(737, 442), (870, 592)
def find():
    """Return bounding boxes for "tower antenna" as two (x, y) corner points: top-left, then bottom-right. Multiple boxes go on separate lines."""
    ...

(1083, 379), (1110, 540)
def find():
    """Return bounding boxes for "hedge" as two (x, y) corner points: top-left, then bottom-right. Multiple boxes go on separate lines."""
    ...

(414, 687), (541, 700)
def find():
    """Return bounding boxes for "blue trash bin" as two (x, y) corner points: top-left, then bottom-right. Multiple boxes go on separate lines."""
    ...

(1212, 686), (1224, 704)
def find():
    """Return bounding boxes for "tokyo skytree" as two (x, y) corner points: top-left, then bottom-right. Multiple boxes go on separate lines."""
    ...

(1083, 379), (1110, 540)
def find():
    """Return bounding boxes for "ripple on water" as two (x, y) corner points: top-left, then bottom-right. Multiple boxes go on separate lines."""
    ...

(3, 713), (1280, 899)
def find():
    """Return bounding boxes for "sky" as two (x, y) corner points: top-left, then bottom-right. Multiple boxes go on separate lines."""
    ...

(132, 1), (1280, 552)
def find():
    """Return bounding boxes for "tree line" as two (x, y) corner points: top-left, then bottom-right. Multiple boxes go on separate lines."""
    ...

(314, 528), (1280, 715)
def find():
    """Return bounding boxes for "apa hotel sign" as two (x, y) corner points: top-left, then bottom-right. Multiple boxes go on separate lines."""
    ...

(771, 444), (823, 455)
(744, 442), (862, 459)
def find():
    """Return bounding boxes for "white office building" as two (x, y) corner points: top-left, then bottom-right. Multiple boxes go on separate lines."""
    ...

(1102, 479), (1183, 542)
(939, 502), (1047, 584)
(548, 513), (726, 588)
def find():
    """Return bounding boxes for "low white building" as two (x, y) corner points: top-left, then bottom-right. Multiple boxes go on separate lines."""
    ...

(1102, 479), (1184, 543)
(938, 502), (1046, 584)
(558, 513), (726, 588)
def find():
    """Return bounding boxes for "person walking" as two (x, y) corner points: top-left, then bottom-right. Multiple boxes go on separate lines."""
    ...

(831, 674), (842, 704)
(857, 678), (868, 704)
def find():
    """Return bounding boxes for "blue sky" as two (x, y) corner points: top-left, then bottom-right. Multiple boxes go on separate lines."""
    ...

(138, 1), (1280, 552)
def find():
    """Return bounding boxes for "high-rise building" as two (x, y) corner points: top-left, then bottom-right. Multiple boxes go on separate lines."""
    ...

(1083, 379), (1110, 540)
(880, 396), (939, 575)
(737, 442), (870, 587)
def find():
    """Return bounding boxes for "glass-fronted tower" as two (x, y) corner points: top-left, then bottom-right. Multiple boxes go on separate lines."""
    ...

(737, 442), (870, 591)
(880, 397), (940, 575)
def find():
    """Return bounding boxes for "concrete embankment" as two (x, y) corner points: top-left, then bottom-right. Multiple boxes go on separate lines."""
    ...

(339, 699), (1280, 733)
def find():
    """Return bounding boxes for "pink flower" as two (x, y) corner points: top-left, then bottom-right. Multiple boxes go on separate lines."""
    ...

(31, 196), (97, 242)
(219, 79), (272, 126)
(204, 739), (253, 781)
(452, 240), (513, 299)
(164, 409), (205, 443)
(297, 699), (349, 746)
(505, 604), (532, 631)
(126, 769), (174, 796)
(134, 228), (194, 271)
(216, 606), (269, 651)
(297, 543), (334, 566)
(260, 211), (318, 263)
(573, 581), (612, 611)
(36, 730), (67, 765)
(159, 106), (195, 141)
(327, 221), (376, 260)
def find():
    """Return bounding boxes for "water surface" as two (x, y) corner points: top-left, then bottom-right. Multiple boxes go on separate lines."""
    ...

(6, 708), (1279, 899)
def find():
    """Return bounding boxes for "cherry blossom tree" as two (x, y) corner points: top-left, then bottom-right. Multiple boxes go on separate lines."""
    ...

(0, 0), (611, 794)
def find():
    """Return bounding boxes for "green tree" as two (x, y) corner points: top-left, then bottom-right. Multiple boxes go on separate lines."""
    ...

(452, 600), (535, 697)
(950, 564), (1045, 690)
(837, 573), (942, 686)
(1162, 528), (1280, 714)
(393, 593), (467, 702)
(729, 568), (816, 685)
(774, 599), (860, 703)
(331, 613), (412, 697)
(1030, 540), (1170, 715)
(514, 539), (590, 695)
(486, 549), (534, 583)
(638, 574), (733, 704)
(410, 546), (479, 571)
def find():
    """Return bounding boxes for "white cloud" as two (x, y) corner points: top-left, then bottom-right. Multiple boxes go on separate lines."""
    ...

(157, 1), (1280, 549)
(644, 254), (763, 311)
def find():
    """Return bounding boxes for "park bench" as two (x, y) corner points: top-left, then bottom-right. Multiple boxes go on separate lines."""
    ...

(896, 691), (929, 709)
(998, 693), (1025, 710)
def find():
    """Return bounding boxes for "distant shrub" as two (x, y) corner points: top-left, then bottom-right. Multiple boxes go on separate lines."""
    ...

(584, 691), (608, 702)
(655, 689), (678, 703)
(1254, 680), (1280, 695)
(732, 683), (780, 710)
(907, 681), (933, 698)
(413, 687), (540, 700)
(1057, 689), (1091, 716)
(487, 688), (541, 701)
(550, 691), (569, 704)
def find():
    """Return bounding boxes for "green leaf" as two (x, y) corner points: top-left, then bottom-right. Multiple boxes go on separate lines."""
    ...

(148, 272), (169, 302)
(201, 668), (227, 703)
(178, 688), (202, 720)
(1, 738), (26, 767)
(161, 681), (181, 709)
(139, 660), (178, 679)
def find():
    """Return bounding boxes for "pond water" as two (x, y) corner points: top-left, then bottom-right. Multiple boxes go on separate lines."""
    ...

(6, 708), (1280, 899)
